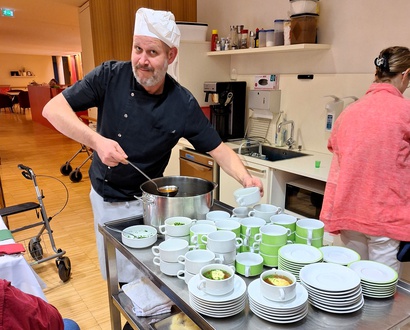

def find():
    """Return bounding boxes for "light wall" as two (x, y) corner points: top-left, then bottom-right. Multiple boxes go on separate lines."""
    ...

(197, 0), (410, 153)
(0, 54), (54, 89)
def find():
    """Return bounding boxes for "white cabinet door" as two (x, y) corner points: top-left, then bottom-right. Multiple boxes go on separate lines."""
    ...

(219, 160), (271, 206)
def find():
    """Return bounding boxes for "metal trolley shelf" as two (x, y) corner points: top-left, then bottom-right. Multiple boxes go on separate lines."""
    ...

(99, 201), (410, 330)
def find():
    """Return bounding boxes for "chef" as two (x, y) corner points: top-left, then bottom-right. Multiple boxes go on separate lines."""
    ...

(43, 7), (263, 283)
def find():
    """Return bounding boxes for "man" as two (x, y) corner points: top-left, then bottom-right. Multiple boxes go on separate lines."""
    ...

(43, 8), (263, 283)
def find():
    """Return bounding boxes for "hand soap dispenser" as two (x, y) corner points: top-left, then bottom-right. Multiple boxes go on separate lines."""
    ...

(324, 95), (344, 132)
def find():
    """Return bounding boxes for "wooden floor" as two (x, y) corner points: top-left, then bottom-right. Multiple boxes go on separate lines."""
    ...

(0, 110), (112, 329)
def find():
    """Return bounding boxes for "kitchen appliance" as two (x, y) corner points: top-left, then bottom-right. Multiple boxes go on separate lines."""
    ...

(285, 177), (325, 218)
(179, 148), (219, 199)
(204, 81), (246, 141)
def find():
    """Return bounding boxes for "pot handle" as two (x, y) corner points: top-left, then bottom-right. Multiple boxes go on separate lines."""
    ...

(134, 194), (155, 205)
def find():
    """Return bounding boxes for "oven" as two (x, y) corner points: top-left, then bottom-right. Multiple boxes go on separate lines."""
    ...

(285, 177), (326, 219)
(179, 148), (219, 199)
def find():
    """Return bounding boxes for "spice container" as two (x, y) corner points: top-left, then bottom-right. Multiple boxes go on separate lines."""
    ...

(240, 29), (249, 49)
(259, 30), (267, 47)
(273, 19), (285, 46)
(265, 29), (275, 47)
(283, 20), (291, 45)
(211, 29), (218, 51)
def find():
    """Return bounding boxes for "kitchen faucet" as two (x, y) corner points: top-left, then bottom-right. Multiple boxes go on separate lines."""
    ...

(277, 120), (295, 149)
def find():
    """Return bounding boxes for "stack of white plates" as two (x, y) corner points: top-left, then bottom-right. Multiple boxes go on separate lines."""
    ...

(248, 279), (309, 324)
(348, 260), (398, 298)
(187, 274), (247, 318)
(300, 263), (364, 314)
(319, 246), (361, 265)
(278, 244), (323, 281)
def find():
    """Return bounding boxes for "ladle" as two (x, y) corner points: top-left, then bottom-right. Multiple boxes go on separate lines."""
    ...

(126, 160), (179, 197)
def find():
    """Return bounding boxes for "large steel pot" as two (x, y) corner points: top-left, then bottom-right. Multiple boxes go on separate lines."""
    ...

(139, 176), (217, 230)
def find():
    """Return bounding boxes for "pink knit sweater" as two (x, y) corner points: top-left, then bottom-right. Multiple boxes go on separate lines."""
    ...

(320, 83), (410, 241)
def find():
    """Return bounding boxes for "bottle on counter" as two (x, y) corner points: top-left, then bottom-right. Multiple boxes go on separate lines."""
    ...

(230, 26), (238, 49)
(211, 29), (219, 51)
(255, 28), (260, 48)
(240, 29), (248, 49)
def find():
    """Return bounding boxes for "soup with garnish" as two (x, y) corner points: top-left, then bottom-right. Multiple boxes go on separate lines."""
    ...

(202, 269), (231, 280)
(263, 274), (292, 286)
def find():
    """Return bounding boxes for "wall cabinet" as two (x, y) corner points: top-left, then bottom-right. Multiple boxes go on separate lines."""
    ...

(219, 159), (270, 206)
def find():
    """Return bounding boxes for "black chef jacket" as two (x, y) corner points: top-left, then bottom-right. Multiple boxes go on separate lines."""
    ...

(62, 61), (221, 202)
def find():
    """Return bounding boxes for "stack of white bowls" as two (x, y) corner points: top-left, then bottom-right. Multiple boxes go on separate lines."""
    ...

(177, 249), (222, 285)
(158, 216), (195, 242)
(152, 238), (194, 276)
(201, 230), (243, 266)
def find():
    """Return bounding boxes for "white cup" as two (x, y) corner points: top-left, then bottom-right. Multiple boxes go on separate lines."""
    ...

(158, 216), (194, 236)
(153, 257), (184, 276)
(260, 269), (297, 301)
(254, 224), (292, 245)
(197, 263), (236, 295)
(165, 234), (190, 242)
(195, 220), (216, 226)
(248, 204), (282, 221)
(231, 207), (251, 219)
(296, 218), (325, 242)
(151, 238), (195, 262)
(177, 249), (221, 274)
(201, 230), (243, 253)
(206, 210), (231, 221)
(212, 249), (237, 265)
(215, 219), (241, 237)
(240, 217), (266, 237)
(177, 269), (196, 284)
(190, 224), (217, 246)
(233, 187), (261, 206)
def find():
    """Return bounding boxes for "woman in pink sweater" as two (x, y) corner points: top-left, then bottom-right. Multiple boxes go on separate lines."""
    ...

(320, 46), (410, 272)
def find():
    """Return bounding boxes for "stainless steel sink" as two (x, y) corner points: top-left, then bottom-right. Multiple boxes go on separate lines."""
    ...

(233, 145), (309, 161)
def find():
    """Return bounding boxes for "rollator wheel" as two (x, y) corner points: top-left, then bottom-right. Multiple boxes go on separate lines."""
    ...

(57, 256), (71, 282)
(60, 163), (72, 176)
(28, 238), (43, 261)
(69, 170), (82, 183)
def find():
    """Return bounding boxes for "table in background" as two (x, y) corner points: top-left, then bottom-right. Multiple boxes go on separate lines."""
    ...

(0, 216), (46, 300)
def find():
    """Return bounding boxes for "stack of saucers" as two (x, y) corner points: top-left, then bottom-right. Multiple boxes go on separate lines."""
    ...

(347, 260), (398, 298)
(187, 274), (247, 318)
(278, 244), (323, 281)
(247, 279), (309, 324)
(319, 246), (361, 266)
(300, 263), (364, 314)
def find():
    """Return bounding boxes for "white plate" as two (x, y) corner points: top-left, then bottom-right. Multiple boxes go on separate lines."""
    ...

(190, 293), (246, 311)
(309, 296), (364, 314)
(278, 244), (323, 264)
(299, 263), (361, 292)
(188, 274), (247, 303)
(348, 260), (398, 284)
(247, 279), (308, 310)
(250, 302), (308, 324)
(190, 294), (246, 317)
(319, 246), (361, 265)
(301, 279), (361, 296)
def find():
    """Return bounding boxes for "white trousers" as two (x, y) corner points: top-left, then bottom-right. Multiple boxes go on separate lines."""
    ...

(90, 187), (143, 283)
(340, 230), (401, 273)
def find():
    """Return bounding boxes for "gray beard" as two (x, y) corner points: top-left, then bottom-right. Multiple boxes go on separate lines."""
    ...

(133, 61), (168, 87)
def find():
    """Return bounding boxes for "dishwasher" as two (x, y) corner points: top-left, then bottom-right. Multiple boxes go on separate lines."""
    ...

(179, 148), (219, 199)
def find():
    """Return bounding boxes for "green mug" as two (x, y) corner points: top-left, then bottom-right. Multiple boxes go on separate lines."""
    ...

(296, 219), (324, 240)
(235, 252), (264, 277)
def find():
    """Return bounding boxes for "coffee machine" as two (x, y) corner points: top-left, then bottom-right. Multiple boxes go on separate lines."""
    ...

(204, 81), (246, 141)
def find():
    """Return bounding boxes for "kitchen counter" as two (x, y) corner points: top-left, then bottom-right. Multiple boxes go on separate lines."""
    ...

(99, 201), (410, 330)
(178, 138), (332, 182)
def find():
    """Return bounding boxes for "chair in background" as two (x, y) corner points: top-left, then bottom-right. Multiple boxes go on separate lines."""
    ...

(8, 89), (24, 112)
(0, 85), (10, 94)
(0, 93), (13, 113)
(17, 91), (30, 114)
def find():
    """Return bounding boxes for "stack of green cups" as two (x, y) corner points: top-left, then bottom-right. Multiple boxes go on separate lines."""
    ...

(270, 214), (298, 242)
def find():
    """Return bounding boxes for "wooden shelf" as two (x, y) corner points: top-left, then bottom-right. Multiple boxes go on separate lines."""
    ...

(207, 43), (330, 56)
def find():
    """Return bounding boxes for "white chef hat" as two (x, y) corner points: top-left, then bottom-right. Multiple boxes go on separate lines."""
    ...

(134, 8), (180, 48)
